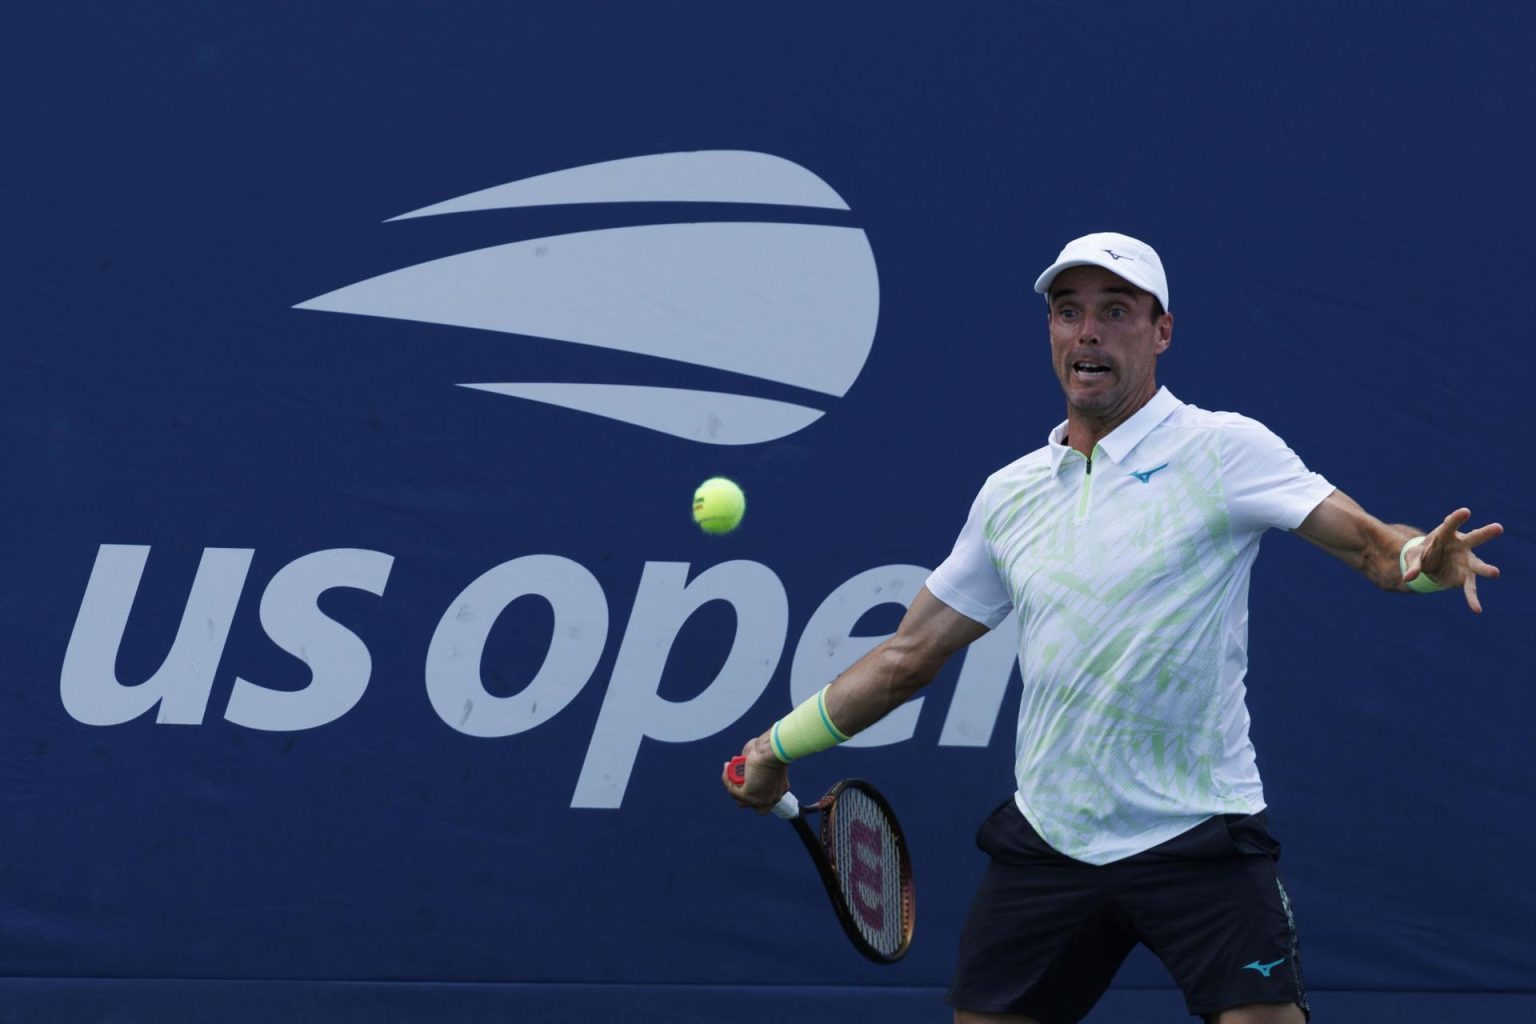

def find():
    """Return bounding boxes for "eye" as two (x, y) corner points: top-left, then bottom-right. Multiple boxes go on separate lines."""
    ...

(1107, 306), (1128, 320)
(1056, 307), (1078, 321)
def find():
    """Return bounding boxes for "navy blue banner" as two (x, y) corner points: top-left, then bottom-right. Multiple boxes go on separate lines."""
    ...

(4, 4), (1531, 1021)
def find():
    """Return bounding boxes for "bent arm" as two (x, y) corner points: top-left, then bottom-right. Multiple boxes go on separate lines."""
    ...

(726, 587), (990, 810)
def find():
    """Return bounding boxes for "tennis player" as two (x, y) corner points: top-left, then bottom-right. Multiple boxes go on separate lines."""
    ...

(726, 231), (1503, 1024)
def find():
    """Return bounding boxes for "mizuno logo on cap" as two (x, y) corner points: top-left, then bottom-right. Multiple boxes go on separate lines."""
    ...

(1102, 248), (1134, 261)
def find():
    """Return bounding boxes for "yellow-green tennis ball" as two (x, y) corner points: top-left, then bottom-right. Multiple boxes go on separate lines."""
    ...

(693, 477), (745, 534)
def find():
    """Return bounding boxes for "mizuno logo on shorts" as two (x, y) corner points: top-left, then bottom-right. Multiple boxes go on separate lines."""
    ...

(1243, 958), (1285, 977)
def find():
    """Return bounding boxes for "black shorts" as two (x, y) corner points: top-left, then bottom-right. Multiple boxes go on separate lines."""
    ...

(947, 800), (1309, 1023)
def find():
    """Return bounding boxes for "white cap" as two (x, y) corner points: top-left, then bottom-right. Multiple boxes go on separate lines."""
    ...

(1034, 232), (1169, 312)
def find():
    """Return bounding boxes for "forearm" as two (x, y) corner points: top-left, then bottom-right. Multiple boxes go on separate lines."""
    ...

(1297, 491), (1426, 591)
(747, 635), (939, 760)
(729, 589), (987, 808)
(823, 634), (946, 735)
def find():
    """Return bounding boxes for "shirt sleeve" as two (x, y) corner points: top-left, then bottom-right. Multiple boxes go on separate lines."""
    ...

(925, 483), (1014, 628)
(1219, 414), (1336, 533)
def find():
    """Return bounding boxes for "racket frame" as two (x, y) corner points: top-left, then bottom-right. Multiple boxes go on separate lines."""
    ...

(727, 757), (915, 964)
(793, 778), (916, 964)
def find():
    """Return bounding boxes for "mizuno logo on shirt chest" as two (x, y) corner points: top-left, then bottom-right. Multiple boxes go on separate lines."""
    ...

(1129, 463), (1170, 484)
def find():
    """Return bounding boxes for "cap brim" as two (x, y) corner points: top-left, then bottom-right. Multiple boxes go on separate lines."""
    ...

(1033, 257), (1167, 310)
(1034, 258), (1109, 296)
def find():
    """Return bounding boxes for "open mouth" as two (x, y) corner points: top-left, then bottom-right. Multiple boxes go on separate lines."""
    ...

(1072, 360), (1111, 379)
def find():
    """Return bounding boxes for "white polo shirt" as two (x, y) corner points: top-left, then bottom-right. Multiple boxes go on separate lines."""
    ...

(927, 388), (1335, 865)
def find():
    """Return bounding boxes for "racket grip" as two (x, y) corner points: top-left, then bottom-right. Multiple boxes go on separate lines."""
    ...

(727, 754), (800, 819)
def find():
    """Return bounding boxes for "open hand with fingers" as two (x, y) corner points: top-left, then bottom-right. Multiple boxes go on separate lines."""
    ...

(1402, 508), (1504, 612)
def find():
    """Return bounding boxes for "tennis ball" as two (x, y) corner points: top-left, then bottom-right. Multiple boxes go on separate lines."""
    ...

(693, 477), (745, 534)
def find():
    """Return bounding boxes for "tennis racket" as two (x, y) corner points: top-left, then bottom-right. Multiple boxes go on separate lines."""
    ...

(727, 754), (915, 964)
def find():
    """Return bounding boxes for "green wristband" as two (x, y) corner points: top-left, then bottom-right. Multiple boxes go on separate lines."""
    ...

(770, 685), (852, 763)
(1399, 536), (1449, 594)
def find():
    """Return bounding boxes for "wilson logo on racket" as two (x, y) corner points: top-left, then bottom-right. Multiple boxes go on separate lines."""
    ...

(848, 821), (888, 930)
(294, 150), (880, 445)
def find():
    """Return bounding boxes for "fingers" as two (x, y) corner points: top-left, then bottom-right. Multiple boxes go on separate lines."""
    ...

(722, 759), (748, 808)
(1457, 548), (1500, 613)
(723, 750), (788, 813)
(1422, 512), (1504, 583)
(1420, 510), (1469, 568)
(1432, 510), (1502, 548)
(1461, 521), (1504, 549)
(1434, 508), (1472, 536)
(1464, 573), (1483, 614)
(723, 755), (762, 810)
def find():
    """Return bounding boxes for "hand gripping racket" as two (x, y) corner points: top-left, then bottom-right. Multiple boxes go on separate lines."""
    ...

(728, 755), (915, 963)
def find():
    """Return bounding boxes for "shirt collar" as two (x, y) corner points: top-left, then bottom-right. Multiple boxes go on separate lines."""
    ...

(1047, 387), (1182, 475)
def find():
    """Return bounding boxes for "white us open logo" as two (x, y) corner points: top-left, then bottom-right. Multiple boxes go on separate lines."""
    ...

(295, 150), (880, 445)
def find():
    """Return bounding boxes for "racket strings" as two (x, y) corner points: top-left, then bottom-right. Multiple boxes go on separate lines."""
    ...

(828, 787), (907, 956)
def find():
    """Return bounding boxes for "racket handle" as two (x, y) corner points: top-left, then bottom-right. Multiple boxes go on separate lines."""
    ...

(727, 754), (800, 819)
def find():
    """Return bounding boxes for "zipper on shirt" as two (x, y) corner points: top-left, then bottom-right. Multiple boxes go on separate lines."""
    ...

(1074, 444), (1100, 522)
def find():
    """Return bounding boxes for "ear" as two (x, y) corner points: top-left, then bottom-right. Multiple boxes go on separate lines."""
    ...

(1153, 311), (1173, 355)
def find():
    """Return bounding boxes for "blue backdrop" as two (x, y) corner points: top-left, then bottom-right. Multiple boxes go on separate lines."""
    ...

(3, 3), (1531, 1021)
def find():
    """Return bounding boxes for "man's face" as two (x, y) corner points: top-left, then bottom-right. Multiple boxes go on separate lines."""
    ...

(1047, 264), (1173, 424)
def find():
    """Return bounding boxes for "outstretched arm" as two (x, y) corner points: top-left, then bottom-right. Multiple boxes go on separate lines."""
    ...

(1293, 489), (1504, 612)
(723, 586), (990, 811)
